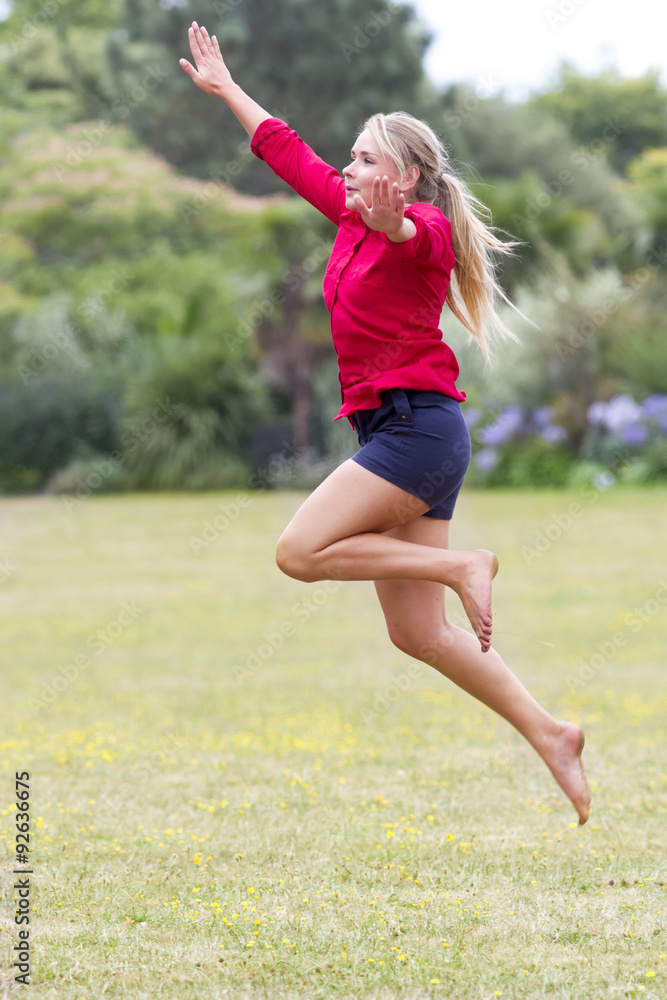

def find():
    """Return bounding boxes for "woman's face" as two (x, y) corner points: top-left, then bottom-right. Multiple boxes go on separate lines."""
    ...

(342, 128), (416, 211)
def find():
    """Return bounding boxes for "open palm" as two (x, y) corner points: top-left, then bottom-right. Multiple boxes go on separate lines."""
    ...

(353, 175), (406, 237)
(179, 21), (234, 97)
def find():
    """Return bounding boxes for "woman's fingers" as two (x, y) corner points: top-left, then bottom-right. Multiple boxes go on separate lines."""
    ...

(199, 24), (215, 55)
(380, 177), (391, 206)
(188, 23), (206, 63)
(370, 176), (400, 213)
(353, 177), (403, 230)
(190, 21), (219, 65)
(353, 193), (372, 223)
(387, 179), (400, 210)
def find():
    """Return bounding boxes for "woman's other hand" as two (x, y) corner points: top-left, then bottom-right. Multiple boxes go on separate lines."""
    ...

(353, 176), (415, 241)
(179, 21), (235, 97)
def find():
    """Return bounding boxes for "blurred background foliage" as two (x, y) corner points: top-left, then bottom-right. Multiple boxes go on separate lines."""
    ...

(0, 0), (666, 494)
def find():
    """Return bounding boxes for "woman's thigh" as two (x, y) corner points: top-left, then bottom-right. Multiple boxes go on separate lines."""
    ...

(373, 517), (451, 653)
(277, 458), (430, 560)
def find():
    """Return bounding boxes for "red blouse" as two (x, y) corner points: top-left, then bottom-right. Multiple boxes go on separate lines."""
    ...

(250, 118), (466, 426)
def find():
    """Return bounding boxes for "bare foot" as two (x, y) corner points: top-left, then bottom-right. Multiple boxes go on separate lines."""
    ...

(541, 721), (591, 825)
(449, 548), (499, 653)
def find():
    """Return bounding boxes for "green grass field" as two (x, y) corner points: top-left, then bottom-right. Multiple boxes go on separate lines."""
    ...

(1, 483), (666, 999)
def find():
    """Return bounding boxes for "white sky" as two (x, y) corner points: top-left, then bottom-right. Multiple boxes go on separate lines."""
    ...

(409, 0), (667, 98)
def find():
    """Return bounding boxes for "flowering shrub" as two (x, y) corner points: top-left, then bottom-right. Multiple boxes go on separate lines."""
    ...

(464, 404), (573, 487)
(580, 394), (667, 484)
(466, 394), (667, 488)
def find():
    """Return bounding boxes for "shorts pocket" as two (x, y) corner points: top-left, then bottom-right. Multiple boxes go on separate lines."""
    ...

(388, 388), (414, 426)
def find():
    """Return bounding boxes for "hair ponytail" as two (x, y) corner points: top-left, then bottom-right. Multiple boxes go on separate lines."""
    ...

(362, 111), (525, 360)
(436, 170), (521, 360)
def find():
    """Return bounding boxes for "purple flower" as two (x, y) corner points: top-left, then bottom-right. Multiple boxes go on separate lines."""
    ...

(587, 401), (608, 426)
(541, 425), (567, 444)
(601, 395), (643, 433)
(622, 422), (649, 446)
(463, 407), (482, 428)
(532, 406), (554, 431)
(503, 405), (524, 428)
(478, 406), (524, 446)
(478, 423), (509, 446)
(641, 394), (667, 419)
(587, 395), (644, 433)
(475, 447), (500, 472)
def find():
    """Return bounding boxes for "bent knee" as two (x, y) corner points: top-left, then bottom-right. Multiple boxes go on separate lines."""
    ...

(388, 624), (450, 662)
(275, 532), (317, 581)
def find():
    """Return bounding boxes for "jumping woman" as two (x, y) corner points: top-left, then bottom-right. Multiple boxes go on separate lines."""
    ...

(180, 21), (591, 824)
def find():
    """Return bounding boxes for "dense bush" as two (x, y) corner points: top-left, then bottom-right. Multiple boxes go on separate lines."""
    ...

(0, 378), (121, 492)
(115, 334), (270, 491)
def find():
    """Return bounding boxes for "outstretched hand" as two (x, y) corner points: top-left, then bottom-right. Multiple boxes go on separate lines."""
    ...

(179, 21), (234, 97)
(352, 176), (407, 237)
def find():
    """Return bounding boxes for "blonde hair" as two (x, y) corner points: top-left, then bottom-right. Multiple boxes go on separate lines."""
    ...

(362, 111), (523, 359)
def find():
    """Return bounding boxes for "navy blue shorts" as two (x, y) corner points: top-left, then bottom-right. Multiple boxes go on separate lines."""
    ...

(350, 388), (471, 520)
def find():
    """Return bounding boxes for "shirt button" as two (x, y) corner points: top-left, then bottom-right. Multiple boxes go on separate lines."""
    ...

(401, 415), (407, 419)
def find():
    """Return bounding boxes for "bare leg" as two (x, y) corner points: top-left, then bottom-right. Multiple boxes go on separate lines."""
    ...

(415, 623), (590, 824)
(374, 519), (591, 825)
(275, 459), (497, 650)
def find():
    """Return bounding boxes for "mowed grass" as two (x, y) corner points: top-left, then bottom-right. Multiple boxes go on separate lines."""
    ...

(0, 483), (666, 1000)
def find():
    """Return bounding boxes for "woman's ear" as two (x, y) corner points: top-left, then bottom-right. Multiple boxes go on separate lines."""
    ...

(401, 164), (420, 198)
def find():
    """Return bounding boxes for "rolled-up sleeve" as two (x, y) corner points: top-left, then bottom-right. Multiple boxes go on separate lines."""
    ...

(250, 118), (345, 227)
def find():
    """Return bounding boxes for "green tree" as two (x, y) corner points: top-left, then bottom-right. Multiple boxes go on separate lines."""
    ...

(528, 63), (667, 174)
(1, 0), (123, 34)
(436, 84), (642, 288)
(105, 0), (432, 192)
(627, 147), (667, 252)
(245, 200), (336, 449)
(0, 112), (282, 490)
(0, 0), (124, 126)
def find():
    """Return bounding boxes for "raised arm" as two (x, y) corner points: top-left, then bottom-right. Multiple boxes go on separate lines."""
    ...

(179, 21), (272, 137)
(179, 21), (344, 225)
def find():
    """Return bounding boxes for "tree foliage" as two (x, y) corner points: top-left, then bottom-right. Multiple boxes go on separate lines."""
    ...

(2, 0), (123, 32)
(528, 63), (667, 174)
(438, 85), (643, 289)
(105, 0), (432, 191)
(627, 147), (667, 253)
(2, 3), (667, 491)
